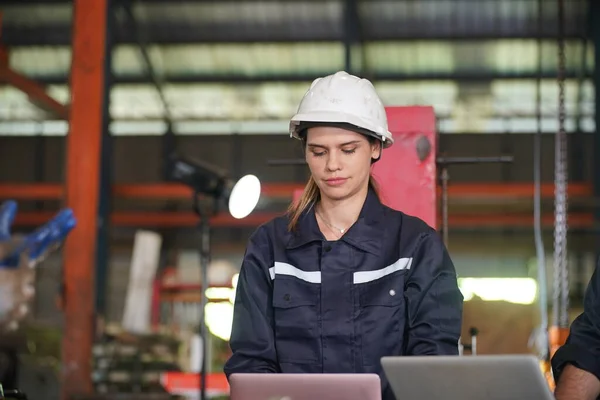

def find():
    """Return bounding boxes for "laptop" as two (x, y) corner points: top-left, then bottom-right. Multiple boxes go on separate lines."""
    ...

(381, 355), (554, 400)
(229, 373), (382, 400)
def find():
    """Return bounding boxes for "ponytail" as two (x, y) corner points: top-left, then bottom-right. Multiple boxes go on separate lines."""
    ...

(286, 174), (380, 232)
(287, 176), (320, 232)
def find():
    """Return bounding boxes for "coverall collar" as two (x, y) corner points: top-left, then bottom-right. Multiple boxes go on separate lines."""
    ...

(286, 187), (385, 255)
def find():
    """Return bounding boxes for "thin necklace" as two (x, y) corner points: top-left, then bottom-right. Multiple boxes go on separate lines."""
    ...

(316, 211), (348, 235)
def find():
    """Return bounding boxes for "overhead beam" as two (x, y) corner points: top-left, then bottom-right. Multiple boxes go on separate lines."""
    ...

(28, 70), (594, 86)
(0, 12), (68, 119)
(9, 27), (593, 47)
(0, 68), (69, 119)
(61, 0), (109, 397)
(3, 25), (587, 47)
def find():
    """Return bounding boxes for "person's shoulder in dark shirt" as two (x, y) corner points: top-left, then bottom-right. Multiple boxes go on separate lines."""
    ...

(552, 257), (600, 400)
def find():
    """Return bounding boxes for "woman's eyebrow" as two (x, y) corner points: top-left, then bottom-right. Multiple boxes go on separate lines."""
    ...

(307, 140), (361, 148)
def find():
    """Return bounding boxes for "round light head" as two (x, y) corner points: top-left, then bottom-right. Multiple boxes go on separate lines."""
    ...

(228, 174), (261, 219)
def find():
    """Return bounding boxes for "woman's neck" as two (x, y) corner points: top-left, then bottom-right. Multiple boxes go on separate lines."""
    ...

(317, 185), (369, 233)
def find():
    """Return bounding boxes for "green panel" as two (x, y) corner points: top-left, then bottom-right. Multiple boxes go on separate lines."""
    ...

(365, 40), (594, 76)
(9, 40), (593, 81)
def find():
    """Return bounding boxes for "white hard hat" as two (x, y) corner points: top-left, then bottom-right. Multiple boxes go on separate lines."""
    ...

(289, 71), (393, 148)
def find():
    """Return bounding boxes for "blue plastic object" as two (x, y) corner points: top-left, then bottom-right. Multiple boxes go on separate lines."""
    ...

(0, 200), (17, 242)
(0, 200), (76, 268)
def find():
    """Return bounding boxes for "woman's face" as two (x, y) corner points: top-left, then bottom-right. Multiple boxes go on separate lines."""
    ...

(305, 126), (380, 202)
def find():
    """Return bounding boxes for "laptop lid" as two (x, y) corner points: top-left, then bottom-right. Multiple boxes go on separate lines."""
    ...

(381, 355), (554, 400)
(229, 373), (381, 400)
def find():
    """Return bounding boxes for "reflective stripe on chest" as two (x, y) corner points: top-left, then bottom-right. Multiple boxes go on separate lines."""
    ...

(268, 257), (413, 284)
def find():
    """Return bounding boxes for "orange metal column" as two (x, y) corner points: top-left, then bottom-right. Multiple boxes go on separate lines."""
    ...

(61, 0), (108, 398)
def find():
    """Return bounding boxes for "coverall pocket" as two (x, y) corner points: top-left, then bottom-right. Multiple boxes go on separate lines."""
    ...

(272, 277), (321, 364)
(357, 270), (405, 367)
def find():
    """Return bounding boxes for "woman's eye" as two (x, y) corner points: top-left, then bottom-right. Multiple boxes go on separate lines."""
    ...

(343, 149), (356, 155)
(313, 152), (325, 157)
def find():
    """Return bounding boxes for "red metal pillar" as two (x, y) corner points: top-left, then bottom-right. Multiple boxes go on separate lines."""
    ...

(61, 0), (108, 397)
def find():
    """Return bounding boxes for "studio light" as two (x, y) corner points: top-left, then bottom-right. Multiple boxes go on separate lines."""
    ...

(228, 174), (261, 219)
(166, 153), (261, 400)
(167, 154), (261, 218)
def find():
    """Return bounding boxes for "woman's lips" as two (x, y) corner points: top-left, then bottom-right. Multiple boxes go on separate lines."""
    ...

(325, 178), (348, 186)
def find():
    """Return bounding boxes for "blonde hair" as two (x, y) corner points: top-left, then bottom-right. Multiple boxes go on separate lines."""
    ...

(287, 175), (380, 232)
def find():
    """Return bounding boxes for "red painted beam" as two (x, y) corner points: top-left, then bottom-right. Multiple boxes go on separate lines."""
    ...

(446, 183), (592, 198)
(0, 182), (593, 201)
(0, 183), (307, 200)
(444, 212), (593, 229)
(0, 12), (68, 119)
(0, 183), (64, 200)
(112, 182), (304, 199)
(0, 14), (8, 70)
(12, 210), (594, 229)
(0, 68), (69, 119)
(61, 0), (108, 398)
(13, 211), (280, 227)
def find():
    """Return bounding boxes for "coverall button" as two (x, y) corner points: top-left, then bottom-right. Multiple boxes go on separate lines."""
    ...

(389, 289), (396, 296)
(284, 293), (291, 301)
(324, 245), (332, 252)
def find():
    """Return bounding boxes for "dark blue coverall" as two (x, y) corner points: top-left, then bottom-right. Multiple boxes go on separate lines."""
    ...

(552, 257), (600, 388)
(224, 188), (464, 400)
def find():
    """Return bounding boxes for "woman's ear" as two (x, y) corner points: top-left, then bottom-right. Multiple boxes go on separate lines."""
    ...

(371, 140), (382, 160)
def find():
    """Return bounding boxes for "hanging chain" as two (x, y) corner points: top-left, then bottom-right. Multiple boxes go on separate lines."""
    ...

(533, 0), (549, 362)
(552, 0), (569, 329)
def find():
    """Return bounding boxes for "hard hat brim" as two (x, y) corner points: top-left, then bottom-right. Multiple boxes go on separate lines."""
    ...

(289, 111), (394, 148)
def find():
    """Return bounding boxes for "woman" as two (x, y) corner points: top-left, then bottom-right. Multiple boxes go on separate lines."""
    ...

(224, 71), (463, 400)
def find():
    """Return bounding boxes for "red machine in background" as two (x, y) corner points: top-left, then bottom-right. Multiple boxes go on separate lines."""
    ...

(372, 106), (438, 229)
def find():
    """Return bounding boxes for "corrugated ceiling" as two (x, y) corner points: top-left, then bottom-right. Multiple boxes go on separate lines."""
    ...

(2, 0), (589, 45)
(0, 0), (594, 135)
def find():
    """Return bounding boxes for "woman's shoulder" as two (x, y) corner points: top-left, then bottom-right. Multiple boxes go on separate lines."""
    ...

(248, 213), (292, 243)
(380, 205), (437, 237)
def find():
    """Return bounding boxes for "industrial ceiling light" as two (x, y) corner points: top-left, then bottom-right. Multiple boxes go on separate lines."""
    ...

(166, 153), (260, 400)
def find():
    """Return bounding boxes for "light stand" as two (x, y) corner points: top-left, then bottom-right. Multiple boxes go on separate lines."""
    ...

(192, 192), (212, 400)
(166, 153), (261, 400)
